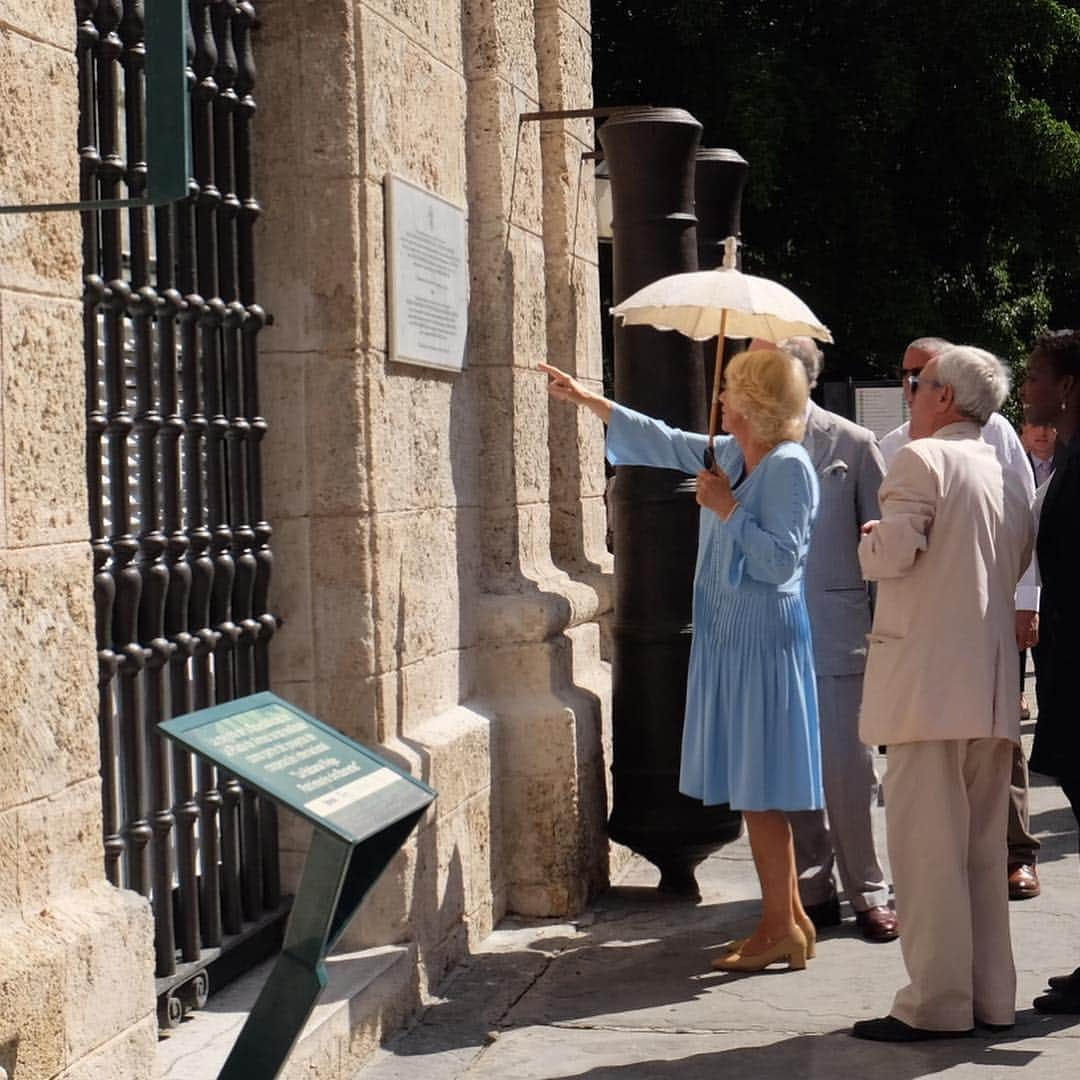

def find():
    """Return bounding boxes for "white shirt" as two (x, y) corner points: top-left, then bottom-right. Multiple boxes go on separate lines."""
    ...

(1030, 452), (1054, 488)
(878, 413), (1039, 610)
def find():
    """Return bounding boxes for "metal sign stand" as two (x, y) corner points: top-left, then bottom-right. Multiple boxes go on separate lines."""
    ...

(219, 817), (423, 1079)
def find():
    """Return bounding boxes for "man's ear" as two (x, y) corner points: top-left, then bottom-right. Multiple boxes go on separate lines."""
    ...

(938, 382), (955, 412)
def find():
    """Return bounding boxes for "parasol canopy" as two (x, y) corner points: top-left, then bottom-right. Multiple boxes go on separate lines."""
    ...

(610, 237), (832, 451)
(611, 237), (833, 345)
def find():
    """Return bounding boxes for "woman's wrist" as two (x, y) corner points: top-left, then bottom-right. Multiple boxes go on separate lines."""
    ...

(585, 391), (613, 424)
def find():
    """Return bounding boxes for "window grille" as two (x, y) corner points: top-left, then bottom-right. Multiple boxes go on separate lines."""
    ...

(78, 0), (284, 1027)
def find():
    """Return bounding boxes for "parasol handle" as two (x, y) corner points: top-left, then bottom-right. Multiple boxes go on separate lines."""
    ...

(706, 309), (729, 458)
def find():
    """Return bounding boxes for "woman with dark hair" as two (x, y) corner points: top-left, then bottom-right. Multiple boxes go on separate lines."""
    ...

(540, 348), (823, 974)
(1021, 329), (1080, 1012)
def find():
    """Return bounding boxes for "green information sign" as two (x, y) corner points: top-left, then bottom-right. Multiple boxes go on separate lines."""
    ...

(161, 694), (432, 844)
(159, 692), (436, 1080)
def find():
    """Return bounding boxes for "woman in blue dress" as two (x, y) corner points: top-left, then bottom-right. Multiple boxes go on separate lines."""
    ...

(541, 348), (823, 973)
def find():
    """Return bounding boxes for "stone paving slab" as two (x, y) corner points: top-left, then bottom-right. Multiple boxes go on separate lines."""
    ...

(358, 733), (1080, 1080)
(449, 1023), (1079, 1080)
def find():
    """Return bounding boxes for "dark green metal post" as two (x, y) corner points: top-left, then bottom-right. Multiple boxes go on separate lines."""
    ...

(0, 0), (191, 213)
(219, 813), (425, 1079)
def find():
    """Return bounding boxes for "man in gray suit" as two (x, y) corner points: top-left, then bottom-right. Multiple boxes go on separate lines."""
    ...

(770, 338), (897, 941)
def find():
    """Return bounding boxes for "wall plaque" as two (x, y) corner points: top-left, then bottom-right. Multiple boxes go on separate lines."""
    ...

(385, 173), (469, 372)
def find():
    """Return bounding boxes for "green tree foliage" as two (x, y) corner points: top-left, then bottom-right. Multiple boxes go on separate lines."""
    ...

(593, 0), (1080, 380)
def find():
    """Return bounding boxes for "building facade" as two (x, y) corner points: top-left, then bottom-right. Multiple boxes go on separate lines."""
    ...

(0, 1), (613, 1075)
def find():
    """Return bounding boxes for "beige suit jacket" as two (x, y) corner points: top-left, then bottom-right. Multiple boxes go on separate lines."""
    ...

(858, 422), (1034, 746)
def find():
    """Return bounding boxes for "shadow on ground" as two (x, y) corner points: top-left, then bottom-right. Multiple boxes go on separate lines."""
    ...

(547, 1014), (1079, 1080)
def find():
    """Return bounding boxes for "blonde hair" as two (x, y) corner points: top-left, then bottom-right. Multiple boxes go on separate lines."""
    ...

(725, 348), (809, 445)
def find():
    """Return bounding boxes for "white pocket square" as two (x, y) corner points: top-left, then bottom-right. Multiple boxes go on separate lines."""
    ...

(822, 460), (849, 475)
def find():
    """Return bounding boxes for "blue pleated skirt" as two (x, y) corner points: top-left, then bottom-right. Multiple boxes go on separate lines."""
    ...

(679, 583), (823, 812)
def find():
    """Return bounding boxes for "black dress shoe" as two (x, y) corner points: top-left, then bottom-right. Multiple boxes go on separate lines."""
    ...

(1034, 990), (1080, 1014)
(855, 905), (899, 942)
(804, 893), (841, 930)
(1047, 967), (1080, 993)
(851, 1016), (972, 1042)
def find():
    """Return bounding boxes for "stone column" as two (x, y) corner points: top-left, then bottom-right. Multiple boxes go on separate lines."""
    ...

(0, 9), (156, 1078)
(533, 0), (620, 881)
(460, 0), (611, 918)
(535, 1), (610, 577)
(255, 0), (370, 896)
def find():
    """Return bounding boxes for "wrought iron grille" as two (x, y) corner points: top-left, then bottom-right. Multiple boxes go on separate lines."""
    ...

(78, 0), (284, 1026)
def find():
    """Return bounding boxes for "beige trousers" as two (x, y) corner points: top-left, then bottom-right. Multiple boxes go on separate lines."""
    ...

(884, 738), (1015, 1030)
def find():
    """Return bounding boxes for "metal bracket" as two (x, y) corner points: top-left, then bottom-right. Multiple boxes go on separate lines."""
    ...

(0, 0), (190, 214)
(516, 105), (647, 163)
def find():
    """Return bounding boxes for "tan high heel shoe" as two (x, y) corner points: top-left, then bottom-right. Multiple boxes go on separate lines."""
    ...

(711, 929), (808, 972)
(722, 924), (816, 960)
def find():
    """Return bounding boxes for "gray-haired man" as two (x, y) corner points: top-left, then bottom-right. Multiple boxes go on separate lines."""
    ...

(853, 345), (1033, 1040)
(880, 337), (1042, 901)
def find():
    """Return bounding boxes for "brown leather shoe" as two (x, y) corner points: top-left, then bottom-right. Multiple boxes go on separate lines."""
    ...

(854, 905), (899, 942)
(1008, 863), (1040, 900)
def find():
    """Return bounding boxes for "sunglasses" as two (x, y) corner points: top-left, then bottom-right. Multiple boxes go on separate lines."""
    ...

(907, 373), (945, 394)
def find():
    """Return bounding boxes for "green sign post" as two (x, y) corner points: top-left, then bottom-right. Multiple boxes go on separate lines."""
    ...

(159, 692), (436, 1080)
(0, 0), (190, 214)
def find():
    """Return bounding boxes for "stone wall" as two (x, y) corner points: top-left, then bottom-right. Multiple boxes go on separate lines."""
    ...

(0, 0), (612, 1072)
(256, 0), (612, 1013)
(0, 6), (158, 1079)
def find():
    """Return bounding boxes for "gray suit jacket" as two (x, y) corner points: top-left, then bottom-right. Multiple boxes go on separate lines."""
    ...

(801, 402), (886, 676)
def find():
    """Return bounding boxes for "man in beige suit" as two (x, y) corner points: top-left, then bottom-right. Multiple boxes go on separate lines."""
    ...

(851, 346), (1034, 1043)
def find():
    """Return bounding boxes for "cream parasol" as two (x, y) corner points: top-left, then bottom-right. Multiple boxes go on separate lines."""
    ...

(611, 237), (833, 461)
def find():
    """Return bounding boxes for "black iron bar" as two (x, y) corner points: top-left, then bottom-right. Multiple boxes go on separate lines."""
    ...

(157, 194), (203, 964)
(193, 0), (243, 937)
(599, 110), (743, 899)
(122, 0), (180, 979)
(178, 75), (224, 939)
(80, 0), (126, 889)
(97, 0), (154, 899)
(234, 1), (278, 908)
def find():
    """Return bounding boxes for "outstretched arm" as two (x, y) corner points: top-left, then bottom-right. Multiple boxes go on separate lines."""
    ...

(540, 361), (715, 475)
(539, 362), (612, 424)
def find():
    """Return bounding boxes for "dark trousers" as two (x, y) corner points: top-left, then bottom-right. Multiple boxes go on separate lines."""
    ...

(1007, 650), (1040, 864)
(1007, 744), (1040, 863)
